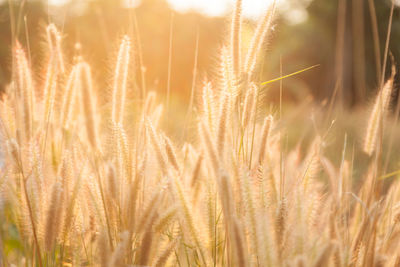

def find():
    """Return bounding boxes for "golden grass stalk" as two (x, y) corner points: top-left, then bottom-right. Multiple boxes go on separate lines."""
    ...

(363, 76), (394, 156)
(241, 84), (256, 130)
(220, 46), (237, 97)
(154, 206), (176, 233)
(217, 93), (229, 159)
(199, 121), (219, 176)
(42, 57), (57, 128)
(46, 24), (65, 74)
(44, 182), (62, 252)
(137, 230), (153, 265)
(302, 137), (322, 191)
(217, 171), (235, 220)
(230, 0), (242, 78)
(109, 231), (129, 266)
(14, 42), (35, 143)
(15, 174), (33, 240)
(164, 135), (180, 172)
(42, 24), (64, 127)
(153, 240), (177, 267)
(240, 170), (259, 259)
(113, 122), (132, 185)
(112, 36), (131, 125)
(244, 1), (276, 79)
(126, 158), (145, 230)
(202, 81), (216, 132)
(98, 230), (110, 267)
(21, 172), (43, 265)
(170, 172), (209, 265)
(191, 154), (203, 203)
(136, 192), (160, 234)
(147, 119), (168, 175)
(256, 212), (277, 266)
(60, 64), (79, 129)
(257, 115), (273, 165)
(191, 154), (203, 188)
(313, 242), (333, 267)
(106, 163), (118, 204)
(78, 62), (100, 150)
(275, 197), (287, 257)
(217, 171), (250, 266)
(232, 218), (247, 267)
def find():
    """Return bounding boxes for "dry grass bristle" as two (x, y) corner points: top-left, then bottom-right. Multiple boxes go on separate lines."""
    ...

(1, 1), (400, 266)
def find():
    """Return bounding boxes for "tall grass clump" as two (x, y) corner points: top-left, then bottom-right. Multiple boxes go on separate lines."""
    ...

(1, 1), (400, 266)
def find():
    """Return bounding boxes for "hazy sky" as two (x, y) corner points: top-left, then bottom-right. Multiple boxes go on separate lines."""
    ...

(44, 0), (307, 21)
(45, 0), (277, 18)
(165, 0), (276, 18)
(31, 0), (311, 25)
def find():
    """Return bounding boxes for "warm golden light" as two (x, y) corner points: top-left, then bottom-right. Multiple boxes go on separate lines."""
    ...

(166, 0), (277, 18)
(1, 0), (400, 266)
(47, 0), (279, 19)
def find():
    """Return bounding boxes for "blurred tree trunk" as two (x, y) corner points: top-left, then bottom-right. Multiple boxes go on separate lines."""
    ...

(352, 0), (366, 104)
(334, 0), (346, 106)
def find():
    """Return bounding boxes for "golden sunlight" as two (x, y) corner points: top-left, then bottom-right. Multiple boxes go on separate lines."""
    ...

(47, 0), (279, 19)
(2, 0), (400, 266)
(166, 0), (278, 18)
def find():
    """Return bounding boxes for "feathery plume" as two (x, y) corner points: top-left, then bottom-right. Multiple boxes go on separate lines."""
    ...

(232, 218), (247, 267)
(147, 119), (168, 175)
(43, 24), (64, 126)
(154, 240), (177, 267)
(244, 1), (276, 78)
(231, 0), (242, 78)
(363, 75), (394, 156)
(14, 42), (35, 143)
(112, 36), (131, 125)
(217, 93), (229, 159)
(257, 115), (273, 165)
(60, 64), (79, 129)
(109, 231), (129, 266)
(241, 83), (257, 129)
(78, 62), (100, 149)
(199, 121), (219, 176)
(191, 154), (203, 188)
(46, 24), (65, 73)
(164, 135), (180, 172)
(171, 173), (209, 265)
(44, 182), (62, 252)
(202, 81), (216, 132)
(220, 46), (237, 96)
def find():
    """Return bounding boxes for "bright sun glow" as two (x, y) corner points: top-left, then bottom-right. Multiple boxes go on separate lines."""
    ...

(47, 0), (281, 19)
(47, 0), (309, 24)
(166, 0), (279, 18)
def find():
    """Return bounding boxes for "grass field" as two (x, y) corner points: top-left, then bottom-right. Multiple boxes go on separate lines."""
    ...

(1, 0), (400, 266)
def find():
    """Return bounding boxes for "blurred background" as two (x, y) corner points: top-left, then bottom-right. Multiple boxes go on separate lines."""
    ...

(0, 0), (399, 107)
